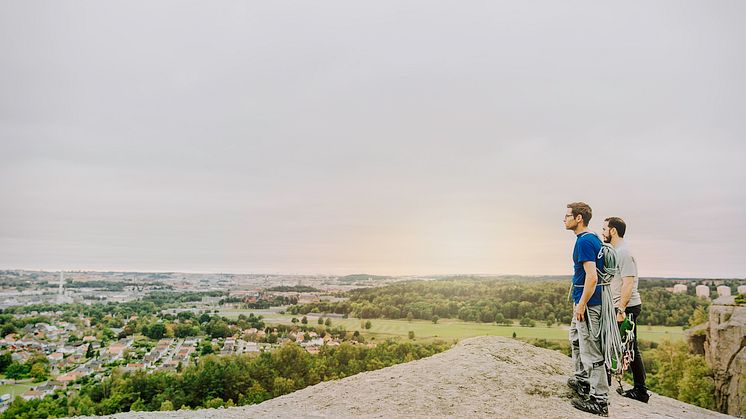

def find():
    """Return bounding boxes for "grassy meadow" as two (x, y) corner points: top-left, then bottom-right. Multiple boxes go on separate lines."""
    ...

(217, 308), (684, 344)
(0, 381), (36, 397)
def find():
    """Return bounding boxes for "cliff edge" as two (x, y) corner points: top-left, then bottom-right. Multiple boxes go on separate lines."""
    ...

(77, 336), (732, 418)
(705, 297), (746, 417)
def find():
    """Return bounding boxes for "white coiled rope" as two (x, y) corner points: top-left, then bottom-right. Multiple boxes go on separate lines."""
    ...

(594, 243), (625, 375)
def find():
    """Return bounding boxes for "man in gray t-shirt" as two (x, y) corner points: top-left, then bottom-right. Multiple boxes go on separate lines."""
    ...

(610, 241), (641, 310)
(602, 217), (649, 403)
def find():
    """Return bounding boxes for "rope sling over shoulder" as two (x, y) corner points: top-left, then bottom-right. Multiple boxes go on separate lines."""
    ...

(569, 235), (634, 386)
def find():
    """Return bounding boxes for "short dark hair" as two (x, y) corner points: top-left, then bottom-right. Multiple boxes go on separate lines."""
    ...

(604, 217), (627, 238)
(567, 202), (592, 226)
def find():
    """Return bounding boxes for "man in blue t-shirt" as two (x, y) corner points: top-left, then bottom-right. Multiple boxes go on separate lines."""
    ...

(564, 202), (609, 416)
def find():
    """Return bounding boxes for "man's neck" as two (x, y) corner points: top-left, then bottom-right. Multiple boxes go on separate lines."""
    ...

(611, 237), (624, 247)
(574, 226), (589, 235)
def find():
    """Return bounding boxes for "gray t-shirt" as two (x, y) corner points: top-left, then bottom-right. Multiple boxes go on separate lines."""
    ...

(611, 241), (642, 308)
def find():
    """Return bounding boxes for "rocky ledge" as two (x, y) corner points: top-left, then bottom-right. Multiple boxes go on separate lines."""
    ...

(76, 336), (733, 419)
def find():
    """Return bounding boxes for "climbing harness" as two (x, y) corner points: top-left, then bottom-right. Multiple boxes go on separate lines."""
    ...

(614, 313), (636, 394)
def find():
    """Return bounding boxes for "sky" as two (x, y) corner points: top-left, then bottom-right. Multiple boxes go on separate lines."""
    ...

(1, 1), (745, 278)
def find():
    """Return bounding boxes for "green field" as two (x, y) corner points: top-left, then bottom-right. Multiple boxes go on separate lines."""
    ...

(0, 382), (35, 397)
(217, 309), (684, 344)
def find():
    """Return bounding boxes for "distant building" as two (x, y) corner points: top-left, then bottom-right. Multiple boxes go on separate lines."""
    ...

(47, 352), (64, 363)
(696, 285), (711, 299)
(673, 284), (687, 294)
(21, 390), (44, 401)
(56, 272), (74, 305)
(738, 285), (746, 295)
(56, 371), (83, 384)
(717, 286), (731, 297)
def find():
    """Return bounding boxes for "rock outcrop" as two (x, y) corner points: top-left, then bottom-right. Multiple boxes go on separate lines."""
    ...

(703, 297), (746, 417)
(76, 336), (732, 419)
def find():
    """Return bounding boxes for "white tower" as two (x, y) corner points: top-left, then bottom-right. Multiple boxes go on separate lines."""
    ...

(673, 284), (687, 294)
(57, 271), (65, 304)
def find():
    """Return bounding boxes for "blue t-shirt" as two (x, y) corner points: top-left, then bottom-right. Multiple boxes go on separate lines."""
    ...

(572, 232), (604, 306)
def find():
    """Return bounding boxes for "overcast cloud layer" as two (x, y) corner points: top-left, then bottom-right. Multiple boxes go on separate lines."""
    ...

(1, 1), (745, 278)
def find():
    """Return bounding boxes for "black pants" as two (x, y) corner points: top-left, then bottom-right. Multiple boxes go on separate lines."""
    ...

(624, 304), (646, 389)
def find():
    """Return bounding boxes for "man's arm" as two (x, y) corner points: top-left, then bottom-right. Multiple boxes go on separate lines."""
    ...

(575, 261), (598, 321)
(616, 276), (635, 321)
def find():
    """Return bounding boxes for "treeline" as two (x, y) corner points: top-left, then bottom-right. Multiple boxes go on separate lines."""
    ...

(1, 291), (225, 321)
(0, 313), (53, 337)
(0, 351), (50, 382)
(635, 288), (710, 326)
(288, 279), (709, 326)
(63, 280), (172, 291)
(1, 340), (450, 418)
(220, 295), (298, 309)
(0, 292), (232, 339)
(265, 285), (321, 292)
(643, 340), (715, 410)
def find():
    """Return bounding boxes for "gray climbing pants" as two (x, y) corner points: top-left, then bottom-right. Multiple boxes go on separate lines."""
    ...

(569, 304), (609, 401)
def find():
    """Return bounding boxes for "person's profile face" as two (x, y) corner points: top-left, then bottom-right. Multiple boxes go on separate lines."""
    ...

(564, 209), (578, 230)
(601, 221), (612, 243)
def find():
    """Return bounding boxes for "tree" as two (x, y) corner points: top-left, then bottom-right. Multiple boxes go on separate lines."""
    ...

(0, 352), (12, 373)
(30, 362), (49, 382)
(317, 317), (324, 325)
(5, 362), (29, 379)
(519, 317), (536, 327)
(272, 377), (295, 397)
(291, 318), (299, 324)
(200, 341), (214, 355)
(160, 400), (175, 411)
(364, 320), (372, 329)
(324, 318), (332, 327)
(144, 322), (166, 340)
(431, 316), (439, 324)
(130, 398), (147, 411)
(206, 319), (232, 338)
(301, 316), (308, 324)
(645, 340), (715, 410)
(408, 331), (415, 340)
(406, 312), (414, 322)
(1, 323), (15, 337)
(86, 343), (94, 359)
(688, 306), (708, 327)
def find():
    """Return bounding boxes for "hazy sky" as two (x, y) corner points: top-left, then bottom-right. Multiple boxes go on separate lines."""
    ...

(1, 2), (745, 278)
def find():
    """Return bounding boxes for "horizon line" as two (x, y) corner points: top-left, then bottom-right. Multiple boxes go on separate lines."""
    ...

(1, 267), (743, 281)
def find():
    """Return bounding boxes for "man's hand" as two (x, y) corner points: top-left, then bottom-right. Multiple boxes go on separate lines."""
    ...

(616, 310), (626, 323)
(575, 302), (586, 322)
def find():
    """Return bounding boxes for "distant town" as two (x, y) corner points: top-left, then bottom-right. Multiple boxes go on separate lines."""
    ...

(0, 269), (432, 410)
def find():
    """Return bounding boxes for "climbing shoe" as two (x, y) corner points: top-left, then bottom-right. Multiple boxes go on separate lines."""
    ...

(567, 376), (590, 398)
(571, 397), (609, 417)
(622, 387), (650, 403)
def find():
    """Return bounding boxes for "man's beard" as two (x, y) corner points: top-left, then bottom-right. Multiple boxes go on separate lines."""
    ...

(602, 234), (611, 243)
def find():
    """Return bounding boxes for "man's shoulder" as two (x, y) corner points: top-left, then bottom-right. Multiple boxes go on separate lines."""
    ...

(577, 232), (602, 247)
(615, 243), (635, 258)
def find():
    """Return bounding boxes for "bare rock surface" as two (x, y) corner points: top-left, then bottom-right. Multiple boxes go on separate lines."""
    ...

(706, 303), (746, 416)
(75, 336), (733, 419)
